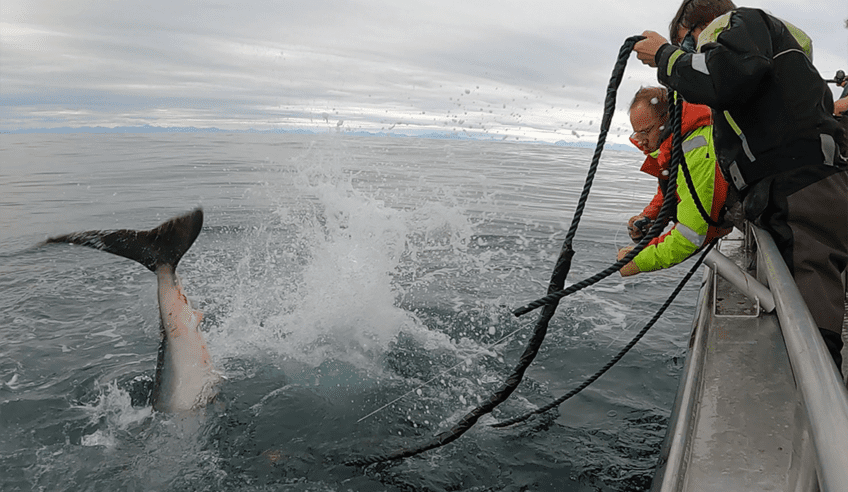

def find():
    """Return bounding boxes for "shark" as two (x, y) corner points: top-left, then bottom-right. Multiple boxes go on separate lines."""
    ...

(42, 209), (222, 412)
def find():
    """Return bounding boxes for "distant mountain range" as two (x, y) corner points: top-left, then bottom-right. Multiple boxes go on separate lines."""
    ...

(2, 124), (637, 151)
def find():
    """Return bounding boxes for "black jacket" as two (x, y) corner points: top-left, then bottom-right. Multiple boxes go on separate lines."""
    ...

(655, 7), (844, 190)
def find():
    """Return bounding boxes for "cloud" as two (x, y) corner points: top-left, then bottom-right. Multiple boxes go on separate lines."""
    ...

(1, 0), (845, 143)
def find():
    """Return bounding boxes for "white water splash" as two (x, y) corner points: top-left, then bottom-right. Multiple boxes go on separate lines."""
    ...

(208, 141), (480, 377)
(75, 380), (152, 449)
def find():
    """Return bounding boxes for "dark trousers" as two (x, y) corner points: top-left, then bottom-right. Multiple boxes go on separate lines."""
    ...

(744, 165), (848, 370)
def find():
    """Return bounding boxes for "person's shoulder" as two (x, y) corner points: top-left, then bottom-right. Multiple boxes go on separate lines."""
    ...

(698, 12), (735, 47)
(688, 124), (713, 135)
(698, 8), (773, 49)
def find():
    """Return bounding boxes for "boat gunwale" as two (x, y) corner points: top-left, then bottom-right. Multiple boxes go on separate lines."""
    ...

(651, 227), (848, 491)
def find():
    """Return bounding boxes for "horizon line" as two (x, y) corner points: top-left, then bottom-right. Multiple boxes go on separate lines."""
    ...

(1, 124), (638, 151)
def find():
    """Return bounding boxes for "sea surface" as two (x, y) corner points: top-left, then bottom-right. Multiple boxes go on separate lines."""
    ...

(0, 133), (703, 491)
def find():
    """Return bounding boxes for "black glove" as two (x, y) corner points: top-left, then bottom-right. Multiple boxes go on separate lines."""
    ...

(627, 215), (653, 242)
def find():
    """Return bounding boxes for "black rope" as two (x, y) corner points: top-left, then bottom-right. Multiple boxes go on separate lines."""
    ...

(491, 90), (687, 425)
(511, 93), (686, 318)
(677, 143), (723, 228)
(492, 240), (714, 428)
(494, 92), (723, 425)
(510, 212), (669, 317)
(343, 35), (646, 467)
(513, 89), (727, 316)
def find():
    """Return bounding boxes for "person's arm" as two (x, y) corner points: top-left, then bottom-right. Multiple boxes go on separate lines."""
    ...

(655, 10), (773, 109)
(835, 95), (848, 115)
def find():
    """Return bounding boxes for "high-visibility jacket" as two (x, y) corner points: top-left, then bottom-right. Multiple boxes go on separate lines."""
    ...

(639, 103), (712, 220)
(633, 120), (733, 272)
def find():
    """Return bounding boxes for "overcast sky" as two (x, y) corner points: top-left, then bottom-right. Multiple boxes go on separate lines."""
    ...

(2, 0), (846, 144)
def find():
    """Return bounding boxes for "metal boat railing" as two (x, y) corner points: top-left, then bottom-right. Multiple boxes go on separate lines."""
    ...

(651, 224), (848, 491)
(751, 226), (848, 491)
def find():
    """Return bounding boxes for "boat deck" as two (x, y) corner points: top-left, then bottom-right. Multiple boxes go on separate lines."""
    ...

(652, 232), (827, 491)
(682, 277), (797, 489)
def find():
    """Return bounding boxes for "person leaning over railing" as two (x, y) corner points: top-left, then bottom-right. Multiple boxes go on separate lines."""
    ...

(633, 0), (848, 372)
(618, 86), (733, 275)
(624, 87), (674, 244)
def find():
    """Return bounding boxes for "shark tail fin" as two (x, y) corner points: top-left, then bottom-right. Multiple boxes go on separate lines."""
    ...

(42, 208), (204, 272)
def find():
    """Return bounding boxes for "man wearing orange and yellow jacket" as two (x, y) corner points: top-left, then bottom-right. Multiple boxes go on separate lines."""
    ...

(619, 86), (733, 276)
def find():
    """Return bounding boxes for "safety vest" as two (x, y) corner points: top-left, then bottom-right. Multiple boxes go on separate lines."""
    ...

(633, 125), (732, 272)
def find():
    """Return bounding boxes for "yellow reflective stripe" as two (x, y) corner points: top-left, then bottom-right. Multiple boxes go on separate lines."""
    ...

(723, 111), (756, 162)
(723, 110), (742, 134)
(667, 49), (684, 77)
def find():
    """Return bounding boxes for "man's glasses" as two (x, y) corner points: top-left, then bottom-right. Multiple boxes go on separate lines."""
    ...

(630, 122), (660, 143)
(629, 119), (668, 153)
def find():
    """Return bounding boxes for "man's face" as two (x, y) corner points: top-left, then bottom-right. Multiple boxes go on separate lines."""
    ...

(629, 102), (666, 154)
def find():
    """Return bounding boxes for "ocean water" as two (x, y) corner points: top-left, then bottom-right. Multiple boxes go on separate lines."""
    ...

(0, 133), (702, 491)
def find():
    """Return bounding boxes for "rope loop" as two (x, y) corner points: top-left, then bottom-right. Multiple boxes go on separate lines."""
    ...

(344, 35), (654, 467)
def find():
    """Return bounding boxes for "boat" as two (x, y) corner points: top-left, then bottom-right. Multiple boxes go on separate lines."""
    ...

(650, 224), (848, 491)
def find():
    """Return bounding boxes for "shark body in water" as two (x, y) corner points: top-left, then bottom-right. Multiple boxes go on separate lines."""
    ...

(43, 209), (222, 412)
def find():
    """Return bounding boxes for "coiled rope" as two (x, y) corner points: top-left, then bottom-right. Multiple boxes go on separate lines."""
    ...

(344, 36), (652, 467)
